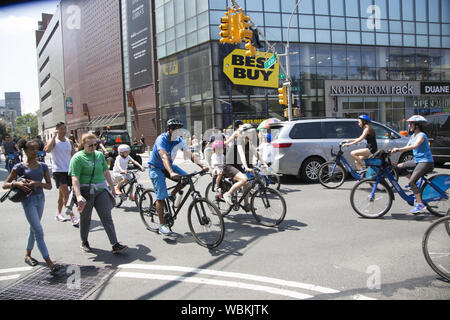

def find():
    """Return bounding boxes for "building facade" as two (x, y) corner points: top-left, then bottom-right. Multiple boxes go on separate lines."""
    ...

(156, 0), (450, 132)
(4, 92), (22, 118)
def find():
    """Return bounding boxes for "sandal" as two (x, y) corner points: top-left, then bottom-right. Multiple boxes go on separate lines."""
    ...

(49, 264), (62, 276)
(24, 256), (38, 267)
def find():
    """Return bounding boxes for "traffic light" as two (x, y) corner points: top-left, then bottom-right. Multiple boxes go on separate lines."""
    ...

(245, 40), (256, 56)
(230, 11), (241, 43)
(219, 10), (232, 44)
(278, 86), (287, 106)
(238, 12), (252, 39)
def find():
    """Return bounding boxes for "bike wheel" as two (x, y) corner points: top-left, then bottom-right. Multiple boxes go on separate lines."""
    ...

(267, 174), (281, 190)
(187, 198), (225, 249)
(205, 181), (231, 216)
(139, 189), (158, 232)
(350, 179), (392, 218)
(422, 215), (450, 281)
(250, 187), (286, 227)
(421, 174), (450, 217)
(318, 161), (346, 189)
(115, 193), (125, 208)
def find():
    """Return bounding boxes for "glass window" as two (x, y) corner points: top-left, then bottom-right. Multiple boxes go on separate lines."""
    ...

(347, 46), (361, 66)
(299, 0), (314, 14)
(374, 0), (387, 18)
(371, 123), (392, 139)
(185, 0), (196, 18)
(322, 122), (361, 139)
(264, 0), (280, 12)
(361, 47), (376, 67)
(176, 22), (186, 38)
(246, 0), (262, 11)
(283, 27), (299, 42)
(155, 7), (165, 33)
(389, 21), (402, 33)
(347, 31), (361, 44)
(330, 0), (345, 16)
(416, 23), (428, 34)
(176, 35), (186, 50)
(299, 15), (314, 28)
(444, 24), (450, 36)
(388, 0), (400, 19)
(390, 33), (402, 46)
(186, 17), (197, 33)
(332, 45), (347, 66)
(346, 18), (360, 31)
(403, 21), (415, 33)
(443, 0), (450, 23)
(316, 66), (332, 79)
(196, 0), (208, 13)
(165, 27), (175, 42)
(402, 0), (414, 20)
(316, 29), (331, 43)
(332, 30), (347, 43)
(300, 29), (315, 41)
(316, 45), (332, 66)
(360, 0), (373, 18)
(345, 0), (360, 17)
(300, 44), (316, 66)
(403, 34), (415, 46)
(332, 66), (347, 79)
(331, 17), (346, 30)
(198, 11), (208, 29)
(443, 37), (450, 47)
(417, 35), (428, 46)
(249, 12), (264, 26)
(282, 13), (298, 28)
(415, 0), (427, 21)
(428, 0), (440, 22)
(315, 0), (329, 15)
(266, 27), (282, 41)
(164, 1), (174, 28)
(362, 32), (375, 44)
(376, 33), (389, 45)
(430, 36), (441, 47)
(316, 16), (330, 29)
(429, 23), (440, 35)
(289, 122), (322, 139)
(265, 13), (281, 26)
(174, 0), (185, 24)
(209, 0), (226, 10)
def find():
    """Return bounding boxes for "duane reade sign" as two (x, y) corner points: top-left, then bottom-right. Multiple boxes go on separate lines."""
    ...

(421, 82), (450, 95)
(330, 83), (415, 96)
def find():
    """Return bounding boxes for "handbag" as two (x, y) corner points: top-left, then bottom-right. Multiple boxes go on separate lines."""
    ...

(80, 153), (96, 201)
(1, 177), (33, 203)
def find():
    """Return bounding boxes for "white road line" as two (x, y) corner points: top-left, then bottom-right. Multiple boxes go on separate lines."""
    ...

(0, 274), (20, 281)
(115, 271), (313, 300)
(0, 267), (33, 274)
(118, 264), (339, 294)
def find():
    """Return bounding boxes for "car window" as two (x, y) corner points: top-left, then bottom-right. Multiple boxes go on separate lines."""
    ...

(289, 122), (322, 139)
(106, 134), (131, 145)
(371, 123), (391, 139)
(322, 121), (361, 139)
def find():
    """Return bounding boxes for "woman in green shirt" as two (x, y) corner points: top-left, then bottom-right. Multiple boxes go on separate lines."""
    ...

(69, 133), (128, 254)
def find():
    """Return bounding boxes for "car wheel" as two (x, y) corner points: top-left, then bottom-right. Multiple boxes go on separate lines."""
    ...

(398, 151), (414, 164)
(299, 157), (324, 183)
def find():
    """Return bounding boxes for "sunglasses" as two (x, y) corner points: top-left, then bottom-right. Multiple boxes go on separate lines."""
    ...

(87, 143), (98, 148)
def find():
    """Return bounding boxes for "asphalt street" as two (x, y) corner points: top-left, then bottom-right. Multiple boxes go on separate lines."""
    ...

(0, 153), (449, 300)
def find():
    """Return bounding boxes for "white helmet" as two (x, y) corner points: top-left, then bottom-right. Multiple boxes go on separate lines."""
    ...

(406, 115), (427, 123)
(238, 123), (254, 134)
(117, 144), (131, 153)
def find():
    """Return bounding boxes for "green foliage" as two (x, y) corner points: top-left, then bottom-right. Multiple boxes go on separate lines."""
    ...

(16, 113), (38, 138)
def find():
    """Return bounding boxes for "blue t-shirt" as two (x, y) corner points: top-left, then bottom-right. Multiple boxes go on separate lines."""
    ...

(13, 162), (49, 195)
(409, 132), (434, 163)
(148, 132), (187, 169)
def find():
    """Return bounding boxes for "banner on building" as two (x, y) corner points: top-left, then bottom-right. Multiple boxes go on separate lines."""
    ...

(65, 96), (73, 114)
(223, 49), (280, 88)
(126, 0), (153, 90)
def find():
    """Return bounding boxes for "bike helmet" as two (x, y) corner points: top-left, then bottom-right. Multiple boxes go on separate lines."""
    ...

(406, 115), (427, 123)
(266, 133), (272, 143)
(234, 120), (244, 129)
(212, 140), (224, 151)
(166, 118), (183, 129)
(358, 114), (371, 122)
(238, 123), (254, 134)
(117, 144), (131, 153)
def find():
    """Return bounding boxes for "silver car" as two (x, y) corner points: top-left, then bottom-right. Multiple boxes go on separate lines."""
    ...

(270, 118), (412, 183)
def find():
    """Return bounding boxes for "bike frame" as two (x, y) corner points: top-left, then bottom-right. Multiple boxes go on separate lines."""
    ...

(329, 145), (362, 180)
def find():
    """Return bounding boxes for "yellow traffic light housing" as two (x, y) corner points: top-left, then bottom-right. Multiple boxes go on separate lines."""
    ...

(278, 86), (287, 106)
(219, 11), (231, 43)
(230, 12), (241, 43)
(245, 40), (256, 56)
(239, 12), (252, 39)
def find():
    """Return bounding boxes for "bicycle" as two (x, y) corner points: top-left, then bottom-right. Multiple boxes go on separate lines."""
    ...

(350, 150), (450, 219)
(115, 169), (145, 208)
(138, 170), (225, 249)
(205, 165), (286, 227)
(38, 150), (46, 162)
(318, 142), (398, 189)
(6, 152), (20, 173)
(422, 211), (450, 281)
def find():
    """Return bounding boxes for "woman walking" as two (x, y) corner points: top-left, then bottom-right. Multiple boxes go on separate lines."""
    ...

(69, 133), (128, 254)
(2, 139), (61, 275)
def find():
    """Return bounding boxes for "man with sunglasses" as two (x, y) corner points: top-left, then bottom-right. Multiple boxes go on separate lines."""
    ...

(45, 122), (79, 226)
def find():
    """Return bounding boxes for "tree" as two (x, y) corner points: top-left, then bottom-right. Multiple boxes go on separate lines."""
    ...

(16, 113), (38, 138)
(0, 119), (9, 138)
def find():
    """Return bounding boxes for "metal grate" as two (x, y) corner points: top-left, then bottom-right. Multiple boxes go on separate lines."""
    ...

(0, 264), (113, 300)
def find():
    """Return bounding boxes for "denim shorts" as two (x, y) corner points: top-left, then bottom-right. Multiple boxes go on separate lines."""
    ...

(149, 165), (187, 200)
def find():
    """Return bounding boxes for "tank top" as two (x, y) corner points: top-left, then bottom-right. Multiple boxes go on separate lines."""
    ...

(365, 128), (378, 154)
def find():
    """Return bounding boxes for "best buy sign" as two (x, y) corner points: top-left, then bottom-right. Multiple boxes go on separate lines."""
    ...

(223, 49), (279, 88)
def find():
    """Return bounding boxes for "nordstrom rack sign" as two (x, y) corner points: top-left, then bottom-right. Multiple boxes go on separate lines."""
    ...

(330, 83), (415, 96)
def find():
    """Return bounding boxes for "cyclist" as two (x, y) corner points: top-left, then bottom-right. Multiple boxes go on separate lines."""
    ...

(391, 115), (434, 214)
(113, 144), (144, 199)
(343, 114), (378, 172)
(148, 119), (208, 235)
(2, 134), (20, 170)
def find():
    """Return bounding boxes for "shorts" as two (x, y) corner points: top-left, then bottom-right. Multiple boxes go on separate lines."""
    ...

(222, 164), (240, 179)
(149, 164), (187, 200)
(53, 172), (72, 188)
(112, 172), (132, 184)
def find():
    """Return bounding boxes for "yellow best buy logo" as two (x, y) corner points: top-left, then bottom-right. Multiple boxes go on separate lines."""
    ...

(223, 49), (279, 88)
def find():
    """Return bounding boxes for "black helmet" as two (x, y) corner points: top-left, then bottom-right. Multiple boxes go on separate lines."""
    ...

(166, 118), (183, 129)
(234, 120), (244, 129)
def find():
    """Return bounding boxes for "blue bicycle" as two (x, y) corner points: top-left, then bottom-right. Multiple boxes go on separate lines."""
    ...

(6, 152), (20, 173)
(350, 150), (450, 218)
(318, 142), (398, 189)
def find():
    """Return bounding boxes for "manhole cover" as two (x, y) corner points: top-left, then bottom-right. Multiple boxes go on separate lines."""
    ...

(0, 264), (114, 300)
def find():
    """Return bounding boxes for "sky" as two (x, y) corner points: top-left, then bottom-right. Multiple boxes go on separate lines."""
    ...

(0, 0), (60, 115)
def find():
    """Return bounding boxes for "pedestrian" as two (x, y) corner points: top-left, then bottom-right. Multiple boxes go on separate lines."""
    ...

(44, 122), (79, 226)
(2, 139), (61, 275)
(69, 132), (128, 254)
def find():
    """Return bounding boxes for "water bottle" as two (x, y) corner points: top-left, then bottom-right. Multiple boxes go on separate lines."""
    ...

(174, 191), (184, 208)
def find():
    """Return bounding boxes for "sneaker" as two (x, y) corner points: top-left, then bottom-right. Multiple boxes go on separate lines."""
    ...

(55, 213), (69, 222)
(223, 193), (233, 206)
(410, 203), (426, 214)
(242, 204), (252, 212)
(71, 216), (79, 227)
(158, 224), (173, 235)
(112, 243), (128, 254)
(80, 241), (93, 253)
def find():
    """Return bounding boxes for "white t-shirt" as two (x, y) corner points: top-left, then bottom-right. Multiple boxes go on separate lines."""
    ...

(259, 143), (274, 164)
(211, 153), (224, 171)
(113, 155), (131, 174)
(51, 137), (72, 172)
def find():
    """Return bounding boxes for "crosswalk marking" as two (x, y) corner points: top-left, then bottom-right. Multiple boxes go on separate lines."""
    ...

(0, 267), (33, 274)
(0, 274), (20, 282)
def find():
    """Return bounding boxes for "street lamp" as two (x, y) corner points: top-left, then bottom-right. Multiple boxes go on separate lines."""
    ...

(48, 75), (67, 124)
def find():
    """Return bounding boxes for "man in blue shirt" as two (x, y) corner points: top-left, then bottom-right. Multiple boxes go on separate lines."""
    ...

(148, 119), (208, 235)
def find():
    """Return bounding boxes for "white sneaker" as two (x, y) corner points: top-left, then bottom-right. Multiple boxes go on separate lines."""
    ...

(55, 213), (69, 222)
(223, 193), (233, 206)
(71, 216), (80, 227)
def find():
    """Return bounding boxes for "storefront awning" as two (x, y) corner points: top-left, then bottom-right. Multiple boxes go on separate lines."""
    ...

(86, 112), (125, 128)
